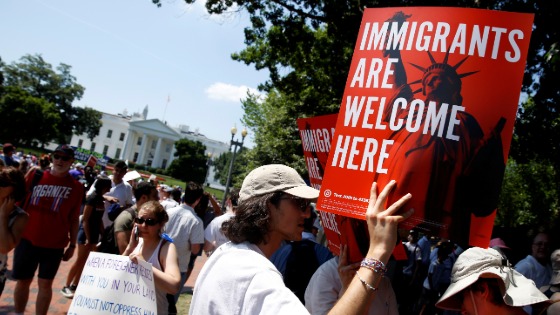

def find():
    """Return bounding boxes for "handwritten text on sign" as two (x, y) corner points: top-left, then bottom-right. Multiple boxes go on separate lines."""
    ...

(68, 252), (157, 315)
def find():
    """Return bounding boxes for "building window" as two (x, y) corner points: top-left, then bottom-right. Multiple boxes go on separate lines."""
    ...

(137, 138), (142, 146)
(162, 159), (168, 169)
(78, 139), (83, 148)
(133, 152), (139, 163)
(119, 133), (125, 141)
(107, 129), (113, 138)
(90, 142), (96, 152)
(115, 148), (121, 159)
(102, 145), (109, 156)
(151, 140), (157, 149)
(147, 159), (153, 167)
(166, 144), (172, 153)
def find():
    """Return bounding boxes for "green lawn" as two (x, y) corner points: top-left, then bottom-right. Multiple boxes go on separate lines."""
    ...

(177, 291), (193, 314)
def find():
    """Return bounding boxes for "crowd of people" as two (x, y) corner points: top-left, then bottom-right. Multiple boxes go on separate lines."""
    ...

(1, 143), (559, 314)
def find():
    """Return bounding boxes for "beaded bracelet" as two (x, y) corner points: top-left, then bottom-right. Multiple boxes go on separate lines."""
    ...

(360, 258), (387, 275)
(355, 271), (377, 291)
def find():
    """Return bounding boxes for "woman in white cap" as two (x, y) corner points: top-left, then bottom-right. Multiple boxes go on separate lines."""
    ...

(435, 247), (550, 315)
(189, 164), (413, 315)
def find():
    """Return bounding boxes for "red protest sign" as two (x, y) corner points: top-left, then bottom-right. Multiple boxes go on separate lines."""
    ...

(298, 114), (407, 262)
(297, 114), (338, 191)
(317, 7), (534, 249)
(86, 155), (98, 168)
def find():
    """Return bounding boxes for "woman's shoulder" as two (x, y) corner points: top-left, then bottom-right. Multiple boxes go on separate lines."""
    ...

(8, 204), (27, 218)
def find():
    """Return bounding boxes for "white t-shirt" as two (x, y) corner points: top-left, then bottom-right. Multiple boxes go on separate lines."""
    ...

(189, 242), (308, 315)
(160, 198), (179, 210)
(514, 255), (553, 288)
(165, 204), (204, 272)
(204, 212), (234, 249)
(305, 256), (398, 315)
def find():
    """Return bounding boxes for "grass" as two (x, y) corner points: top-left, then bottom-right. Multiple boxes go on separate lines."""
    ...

(177, 291), (193, 314)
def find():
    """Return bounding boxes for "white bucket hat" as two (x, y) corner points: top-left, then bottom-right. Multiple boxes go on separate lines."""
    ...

(239, 164), (319, 202)
(436, 247), (549, 311)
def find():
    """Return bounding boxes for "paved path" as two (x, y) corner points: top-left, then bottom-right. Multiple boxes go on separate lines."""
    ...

(0, 250), (207, 314)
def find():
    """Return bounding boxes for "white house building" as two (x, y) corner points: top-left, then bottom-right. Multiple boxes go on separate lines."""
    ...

(47, 106), (229, 187)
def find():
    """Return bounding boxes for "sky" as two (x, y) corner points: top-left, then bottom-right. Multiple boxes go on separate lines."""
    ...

(1, 0), (268, 148)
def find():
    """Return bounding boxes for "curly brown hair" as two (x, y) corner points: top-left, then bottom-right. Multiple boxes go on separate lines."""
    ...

(0, 166), (26, 201)
(222, 191), (284, 245)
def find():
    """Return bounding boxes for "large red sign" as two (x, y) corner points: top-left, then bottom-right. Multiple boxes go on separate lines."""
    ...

(316, 7), (534, 250)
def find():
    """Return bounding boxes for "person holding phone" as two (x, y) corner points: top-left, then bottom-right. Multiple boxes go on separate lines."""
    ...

(0, 166), (27, 297)
(123, 200), (181, 315)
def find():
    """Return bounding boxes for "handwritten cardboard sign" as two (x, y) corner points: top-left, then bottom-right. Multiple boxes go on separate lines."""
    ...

(68, 252), (157, 315)
(316, 7), (534, 248)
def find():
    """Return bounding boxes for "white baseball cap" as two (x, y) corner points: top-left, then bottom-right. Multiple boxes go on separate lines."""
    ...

(239, 164), (319, 202)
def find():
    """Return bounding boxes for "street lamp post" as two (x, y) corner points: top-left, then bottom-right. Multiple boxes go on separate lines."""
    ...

(221, 126), (247, 212)
(204, 152), (213, 187)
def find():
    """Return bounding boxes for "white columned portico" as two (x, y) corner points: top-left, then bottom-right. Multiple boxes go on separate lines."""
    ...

(137, 134), (148, 164)
(153, 138), (163, 168)
(121, 130), (133, 161)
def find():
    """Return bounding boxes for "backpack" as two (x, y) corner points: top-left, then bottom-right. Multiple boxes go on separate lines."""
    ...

(283, 239), (321, 304)
(19, 168), (44, 208)
(98, 207), (135, 255)
(107, 203), (125, 222)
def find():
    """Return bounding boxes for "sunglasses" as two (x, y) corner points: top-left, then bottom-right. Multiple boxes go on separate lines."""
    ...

(280, 196), (311, 212)
(53, 154), (72, 161)
(134, 217), (159, 226)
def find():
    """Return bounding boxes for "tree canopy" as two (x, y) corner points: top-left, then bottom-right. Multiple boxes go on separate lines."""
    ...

(167, 138), (209, 183)
(0, 54), (102, 146)
(156, 0), (559, 232)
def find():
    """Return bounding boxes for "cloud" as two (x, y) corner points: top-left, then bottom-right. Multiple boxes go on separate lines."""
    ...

(205, 82), (261, 103)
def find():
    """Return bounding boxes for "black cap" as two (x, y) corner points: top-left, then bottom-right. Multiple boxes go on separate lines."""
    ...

(54, 144), (75, 158)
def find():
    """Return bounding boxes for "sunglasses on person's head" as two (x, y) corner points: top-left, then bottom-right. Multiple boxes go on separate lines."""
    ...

(53, 154), (72, 161)
(280, 195), (311, 212)
(134, 217), (159, 226)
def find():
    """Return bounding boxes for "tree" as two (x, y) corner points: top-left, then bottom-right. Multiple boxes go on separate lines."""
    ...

(153, 0), (560, 232)
(497, 159), (558, 230)
(0, 54), (102, 144)
(241, 91), (308, 176)
(0, 86), (61, 146)
(167, 139), (208, 183)
(212, 146), (250, 188)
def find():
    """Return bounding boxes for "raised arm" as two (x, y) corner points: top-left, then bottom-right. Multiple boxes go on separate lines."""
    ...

(328, 180), (412, 315)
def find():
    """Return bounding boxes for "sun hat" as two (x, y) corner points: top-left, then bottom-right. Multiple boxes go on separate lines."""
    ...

(238, 164), (319, 202)
(436, 247), (549, 311)
(550, 249), (560, 285)
(123, 170), (141, 182)
(489, 237), (510, 250)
